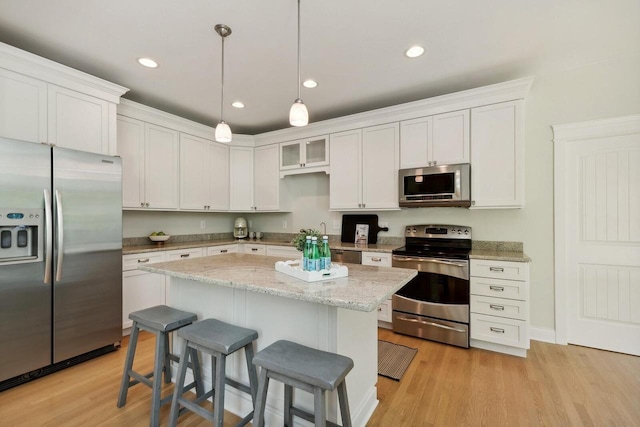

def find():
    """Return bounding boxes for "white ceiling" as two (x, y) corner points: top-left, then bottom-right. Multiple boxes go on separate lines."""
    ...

(0, 0), (637, 134)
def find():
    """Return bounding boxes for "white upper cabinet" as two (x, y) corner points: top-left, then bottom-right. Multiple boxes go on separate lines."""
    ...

(118, 116), (179, 209)
(254, 144), (281, 211)
(400, 110), (469, 169)
(229, 146), (254, 211)
(470, 100), (524, 208)
(48, 85), (114, 155)
(0, 68), (47, 143)
(179, 133), (229, 211)
(330, 123), (399, 210)
(280, 136), (329, 176)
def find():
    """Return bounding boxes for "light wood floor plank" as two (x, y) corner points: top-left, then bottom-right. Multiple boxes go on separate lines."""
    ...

(0, 328), (638, 426)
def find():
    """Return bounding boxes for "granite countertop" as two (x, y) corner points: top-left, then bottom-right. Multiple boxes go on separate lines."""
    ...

(138, 253), (417, 312)
(469, 249), (531, 262)
(123, 239), (400, 255)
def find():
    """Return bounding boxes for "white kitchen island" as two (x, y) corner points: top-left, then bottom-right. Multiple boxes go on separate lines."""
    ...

(139, 253), (416, 427)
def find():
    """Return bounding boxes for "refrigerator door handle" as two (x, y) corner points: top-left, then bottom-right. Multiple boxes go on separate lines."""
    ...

(43, 189), (53, 284)
(55, 189), (64, 282)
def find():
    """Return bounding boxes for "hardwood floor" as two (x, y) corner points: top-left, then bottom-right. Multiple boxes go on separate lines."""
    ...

(0, 329), (638, 426)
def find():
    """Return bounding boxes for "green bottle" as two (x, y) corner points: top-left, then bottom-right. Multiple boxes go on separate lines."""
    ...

(320, 235), (331, 270)
(310, 236), (320, 271)
(303, 236), (312, 271)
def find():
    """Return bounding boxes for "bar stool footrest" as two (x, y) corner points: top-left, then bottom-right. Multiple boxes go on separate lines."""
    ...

(290, 406), (341, 427)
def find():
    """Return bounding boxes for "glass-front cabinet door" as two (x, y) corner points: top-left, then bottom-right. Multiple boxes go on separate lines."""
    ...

(279, 136), (329, 172)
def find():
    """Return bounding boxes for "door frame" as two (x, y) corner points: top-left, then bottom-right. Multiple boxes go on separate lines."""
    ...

(553, 113), (640, 345)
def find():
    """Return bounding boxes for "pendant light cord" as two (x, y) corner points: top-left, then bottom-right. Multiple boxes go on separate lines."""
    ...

(221, 33), (225, 121)
(297, 0), (301, 100)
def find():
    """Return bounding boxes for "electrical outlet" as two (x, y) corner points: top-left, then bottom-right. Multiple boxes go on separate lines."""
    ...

(200, 220), (206, 229)
(282, 220), (288, 229)
(333, 220), (341, 230)
(249, 220), (253, 228)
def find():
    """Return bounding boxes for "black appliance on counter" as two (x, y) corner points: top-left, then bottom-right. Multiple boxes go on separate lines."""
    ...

(392, 224), (471, 348)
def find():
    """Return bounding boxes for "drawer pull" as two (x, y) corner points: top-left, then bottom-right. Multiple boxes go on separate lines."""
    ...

(490, 327), (505, 333)
(489, 304), (505, 311)
(397, 316), (466, 333)
(137, 258), (150, 263)
(377, 307), (382, 312)
(180, 254), (190, 258)
(489, 286), (505, 292)
(371, 257), (382, 262)
(251, 248), (258, 252)
(489, 267), (504, 272)
(220, 249), (228, 253)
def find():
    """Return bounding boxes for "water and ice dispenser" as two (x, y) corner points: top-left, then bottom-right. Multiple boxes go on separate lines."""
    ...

(0, 208), (44, 265)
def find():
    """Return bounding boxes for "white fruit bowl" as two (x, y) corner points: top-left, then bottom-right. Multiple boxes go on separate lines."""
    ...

(149, 235), (170, 242)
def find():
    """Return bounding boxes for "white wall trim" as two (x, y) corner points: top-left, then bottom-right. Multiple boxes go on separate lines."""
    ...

(254, 77), (534, 146)
(0, 41), (129, 103)
(552, 113), (640, 346)
(529, 327), (557, 344)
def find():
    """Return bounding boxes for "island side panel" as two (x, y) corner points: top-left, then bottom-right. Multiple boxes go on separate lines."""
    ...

(168, 276), (378, 427)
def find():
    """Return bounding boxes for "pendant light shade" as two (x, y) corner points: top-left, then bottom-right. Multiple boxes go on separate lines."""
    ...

(289, 0), (309, 127)
(215, 24), (232, 142)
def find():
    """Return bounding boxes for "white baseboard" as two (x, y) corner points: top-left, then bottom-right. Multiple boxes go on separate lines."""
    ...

(530, 326), (557, 344)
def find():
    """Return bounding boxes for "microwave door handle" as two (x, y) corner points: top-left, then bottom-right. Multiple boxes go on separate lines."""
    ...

(55, 189), (64, 282)
(43, 189), (53, 284)
(392, 255), (467, 268)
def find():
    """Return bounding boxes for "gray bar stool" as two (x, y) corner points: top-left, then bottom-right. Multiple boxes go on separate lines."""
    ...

(117, 305), (202, 427)
(252, 340), (354, 427)
(168, 318), (259, 427)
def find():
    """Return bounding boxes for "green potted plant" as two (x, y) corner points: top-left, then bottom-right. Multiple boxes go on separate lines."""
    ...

(292, 228), (321, 251)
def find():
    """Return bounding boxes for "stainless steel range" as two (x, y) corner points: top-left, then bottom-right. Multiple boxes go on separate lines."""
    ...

(392, 224), (471, 348)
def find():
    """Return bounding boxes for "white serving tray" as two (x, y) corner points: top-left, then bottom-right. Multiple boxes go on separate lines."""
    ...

(275, 260), (349, 282)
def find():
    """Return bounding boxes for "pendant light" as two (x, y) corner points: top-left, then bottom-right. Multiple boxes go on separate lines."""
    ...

(289, 0), (309, 127)
(215, 24), (232, 142)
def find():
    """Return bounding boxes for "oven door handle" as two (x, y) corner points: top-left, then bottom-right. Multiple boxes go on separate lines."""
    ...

(392, 255), (467, 268)
(396, 315), (467, 333)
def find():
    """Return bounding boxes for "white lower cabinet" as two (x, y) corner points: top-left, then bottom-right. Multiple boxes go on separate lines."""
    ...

(243, 244), (267, 255)
(122, 252), (167, 330)
(470, 259), (530, 357)
(164, 247), (203, 261)
(362, 251), (393, 325)
(207, 244), (238, 256)
(266, 245), (299, 259)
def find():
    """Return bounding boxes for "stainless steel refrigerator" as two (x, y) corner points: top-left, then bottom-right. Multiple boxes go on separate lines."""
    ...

(0, 137), (122, 388)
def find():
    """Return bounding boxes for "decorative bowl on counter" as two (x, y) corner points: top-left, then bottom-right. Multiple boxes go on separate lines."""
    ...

(149, 234), (171, 243)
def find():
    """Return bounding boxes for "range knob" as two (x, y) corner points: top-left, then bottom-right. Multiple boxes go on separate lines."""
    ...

(464, 229), (469, 235)
(457, 230), (462, 235)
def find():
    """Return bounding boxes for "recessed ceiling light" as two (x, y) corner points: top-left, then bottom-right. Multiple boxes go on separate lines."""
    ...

(137, 57), (158, 68)
(231, 101), (245, 108)
(303, 79), (318, 89)
(405, 46), (425, 58)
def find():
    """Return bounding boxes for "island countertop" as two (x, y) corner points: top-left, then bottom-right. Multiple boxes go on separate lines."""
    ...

(138, 253), (417, 312)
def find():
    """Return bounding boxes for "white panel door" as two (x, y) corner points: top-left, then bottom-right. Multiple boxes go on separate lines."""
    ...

(179, 133), (208, 210)
(117, 116), (145, 208)
(329, 129), (362, 210)
(0, 68), (47, 143)
(229, 146), (254, 211)
(254, 144), (280, 211)
(144, 123), (179, 209)
(558, 117), (640, 355)
(208, 141), (229, 210)
(432, 109), (470, 165)
(362, 123), (399, 209)
(48, 85), (110, 154)
(399, 116), (432, 169)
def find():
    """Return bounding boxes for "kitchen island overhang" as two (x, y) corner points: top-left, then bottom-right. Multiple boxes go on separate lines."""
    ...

(138, 253), (416, 427)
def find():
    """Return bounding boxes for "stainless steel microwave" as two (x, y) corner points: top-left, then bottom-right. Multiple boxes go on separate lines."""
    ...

(399, 163), (471, 207)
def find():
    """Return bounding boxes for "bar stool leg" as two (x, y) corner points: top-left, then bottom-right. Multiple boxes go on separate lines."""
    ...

(337, 381), (352, 427)
(314, 386), (327, 427)
(189, 346), (204, 397)
(212, 353), (226, 427)
(253, 368), (269, 427)
(168, 338), (190, 427)
(163, 332), (171, 384)
(284, 384), (293, 427)
(244, 344), (258, 406)
(117, 321), (140, 407)
(150, 330), (165, 427)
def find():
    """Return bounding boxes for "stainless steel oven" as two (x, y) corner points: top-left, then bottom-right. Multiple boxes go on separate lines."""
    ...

(392, 224), (471, 348)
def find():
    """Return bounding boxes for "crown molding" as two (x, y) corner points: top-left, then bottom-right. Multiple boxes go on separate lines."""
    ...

(0, 42), (128, 103)
(552, 113), (640, 142)
(254, 77), (534, 146)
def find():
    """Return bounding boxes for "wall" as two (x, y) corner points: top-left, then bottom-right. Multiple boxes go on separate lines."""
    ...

(123, 52), (640, 333)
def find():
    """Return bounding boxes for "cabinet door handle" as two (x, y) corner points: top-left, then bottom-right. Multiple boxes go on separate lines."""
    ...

(489, 286), (505, 292)
(489, 304), (505, 311)
(180, 254), (190, 258)
(220, 249), (228, 253)
(490, 327), (505, 333)
(489, 267), (504, 272)
(371, 257), (382, 262)
(138, 258), (150, 263)
(377, 306), (382, 312)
